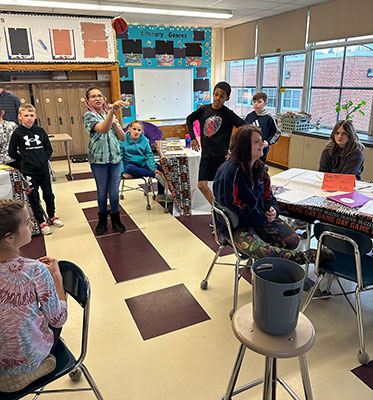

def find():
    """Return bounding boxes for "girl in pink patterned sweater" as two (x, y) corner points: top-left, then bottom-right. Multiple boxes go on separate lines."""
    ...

(0, 200), (67, 393)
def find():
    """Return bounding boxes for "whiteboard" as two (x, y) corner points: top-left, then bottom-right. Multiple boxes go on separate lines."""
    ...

(133, 68), (193, 120)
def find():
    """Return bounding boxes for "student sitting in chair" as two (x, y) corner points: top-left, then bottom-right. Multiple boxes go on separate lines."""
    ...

(319, 120), (364, 180)
(213, 125), (335, 265)
(0, 199), (67, 393)
(120, 120), (169, 201)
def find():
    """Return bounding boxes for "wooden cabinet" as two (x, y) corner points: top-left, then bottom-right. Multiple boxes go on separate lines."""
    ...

(288, 134), (328, 170)
(267, 135), (290, 168)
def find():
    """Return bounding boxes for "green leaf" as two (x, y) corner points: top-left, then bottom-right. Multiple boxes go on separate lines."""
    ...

(359, 110), (365, 116)
(335, 106), (341, 112)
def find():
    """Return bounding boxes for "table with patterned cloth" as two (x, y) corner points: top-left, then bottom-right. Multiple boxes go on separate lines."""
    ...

(271, 168), (373, 238)
(156, 140), (210, 216)
(0, 165), (40, 235)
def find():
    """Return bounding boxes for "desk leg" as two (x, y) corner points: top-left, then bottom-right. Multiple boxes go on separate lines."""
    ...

(49, 160), (56, 182)
(304, 223), (312, 291)
(65, 141), (73, 181)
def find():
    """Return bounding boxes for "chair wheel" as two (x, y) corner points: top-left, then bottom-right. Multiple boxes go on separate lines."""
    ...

(200, 280), (208, 290)
(120, 195), (124, 200)
(153, 195), (156, 200)
(69, 367), (82, 381)
(358, 351), (370, 365)
(229, 309), (235, 320)
(144, 192), (147, 196)
(163, 208), (168, 213)
(146, 205), (151, 210)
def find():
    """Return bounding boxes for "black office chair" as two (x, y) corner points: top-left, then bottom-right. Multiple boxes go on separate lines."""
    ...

(0, 261), (104, 399)
(301, 223), (373, 365)
(200, 201), (253, 319)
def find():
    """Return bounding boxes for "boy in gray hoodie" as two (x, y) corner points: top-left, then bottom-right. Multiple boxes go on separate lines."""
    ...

(245, 92), (280, 161)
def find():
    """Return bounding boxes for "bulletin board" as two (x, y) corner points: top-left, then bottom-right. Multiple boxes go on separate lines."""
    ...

(0, 12), (115, 63)
(116, 24), (212, 124)
(134, 68), (193, 120)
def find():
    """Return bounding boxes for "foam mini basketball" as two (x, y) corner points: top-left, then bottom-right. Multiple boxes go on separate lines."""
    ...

(111, 17), (128, 34)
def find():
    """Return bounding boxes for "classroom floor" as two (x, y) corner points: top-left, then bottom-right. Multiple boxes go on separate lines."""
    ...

(23, 160), (373, 399)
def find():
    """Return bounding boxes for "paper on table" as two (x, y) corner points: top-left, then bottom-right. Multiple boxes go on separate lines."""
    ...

(359, 200), (373, 216)
(276, 189), (313, 203)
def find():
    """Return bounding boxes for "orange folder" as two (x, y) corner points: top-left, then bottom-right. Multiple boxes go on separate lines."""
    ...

(321, 173), (356, 192)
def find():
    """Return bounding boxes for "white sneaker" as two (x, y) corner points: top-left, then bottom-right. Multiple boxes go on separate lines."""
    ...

(50, 217), (64, 228)
(40, 222), (52, 235)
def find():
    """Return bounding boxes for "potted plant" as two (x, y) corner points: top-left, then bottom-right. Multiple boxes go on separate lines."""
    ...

(335, 100), (366, 120)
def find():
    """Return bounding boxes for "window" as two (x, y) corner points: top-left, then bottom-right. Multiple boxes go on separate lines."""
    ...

(236, 88), (255, 106)
(227, 58), (257, 116)
(282, 89), (301, 110)
(262, 88), (277, 109)
(309, 42), (373, 131)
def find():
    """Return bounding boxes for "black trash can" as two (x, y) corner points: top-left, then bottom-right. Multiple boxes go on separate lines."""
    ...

(252, 257), (305, 336)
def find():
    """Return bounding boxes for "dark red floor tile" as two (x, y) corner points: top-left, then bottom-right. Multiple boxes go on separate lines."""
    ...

(75, 190), (99, 203)
(97, 230), (171, 282)
(20, 234), (46, 259)
(351, 361), (373, 389)
(125, 283), (210, 340)
(176, 215), (233, 256)
(66, 172), (94, 181)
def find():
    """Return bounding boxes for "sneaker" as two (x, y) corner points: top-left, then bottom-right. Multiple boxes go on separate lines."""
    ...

(304, 248), (336, 265)
(50, 217), (64, 228)
(156, 173), (168, 189)
(209, 219), (214, 228)
(40, 222), (52, 235)
(156, 193), (173, 202)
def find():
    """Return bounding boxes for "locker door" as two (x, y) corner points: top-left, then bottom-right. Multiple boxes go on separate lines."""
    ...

(76, 83), (91, 153)
(33, 83), (64, 157)
(64, 83), (86, 155)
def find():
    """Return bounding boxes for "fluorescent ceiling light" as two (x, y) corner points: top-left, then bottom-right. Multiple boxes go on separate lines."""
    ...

(2, 0), (233, 19)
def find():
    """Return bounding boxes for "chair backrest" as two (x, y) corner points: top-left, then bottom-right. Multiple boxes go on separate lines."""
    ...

(213, 201), (240, 230)
(314, 223), (372, 255)
(124, 121), (163, 147)
(59, 260), (90, 308)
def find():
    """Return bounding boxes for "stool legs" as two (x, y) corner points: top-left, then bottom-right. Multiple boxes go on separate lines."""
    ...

(263, 357), (273, 400)
(299, 354), (313, 400)
(223, 344), (246, 399)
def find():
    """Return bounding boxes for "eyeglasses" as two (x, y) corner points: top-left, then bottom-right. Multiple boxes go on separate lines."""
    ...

(89, 94), (104, 99)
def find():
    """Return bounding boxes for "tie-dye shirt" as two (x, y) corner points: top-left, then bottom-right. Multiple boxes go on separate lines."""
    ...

(0, 257), (68, 376)
(83, 111), (121, 164)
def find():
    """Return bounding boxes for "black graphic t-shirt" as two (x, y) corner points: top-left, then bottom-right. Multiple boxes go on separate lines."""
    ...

(186, 105), (245, 161)
(8, 124), (53, 175)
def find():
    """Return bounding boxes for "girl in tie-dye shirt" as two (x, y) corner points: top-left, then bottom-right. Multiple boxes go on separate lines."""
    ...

(0, 200), (67, 393)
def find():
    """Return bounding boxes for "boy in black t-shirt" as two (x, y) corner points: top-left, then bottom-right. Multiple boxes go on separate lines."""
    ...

(245, 92), (280, 161)
(8, 104), (64, 235)
(186, 82), (246, 211)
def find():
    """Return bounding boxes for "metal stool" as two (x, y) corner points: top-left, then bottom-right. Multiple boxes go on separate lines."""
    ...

(221, 304), (315, 400)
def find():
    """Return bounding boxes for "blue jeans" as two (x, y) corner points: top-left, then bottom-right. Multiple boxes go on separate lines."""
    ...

(124, 163), (164, 194)
(91, 163), (121, 214)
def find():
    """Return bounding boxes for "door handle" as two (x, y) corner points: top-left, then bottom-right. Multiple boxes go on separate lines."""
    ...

(71, 116), (74, 124)
(59, 117), (63, 125)
(47, 118), (51, 126)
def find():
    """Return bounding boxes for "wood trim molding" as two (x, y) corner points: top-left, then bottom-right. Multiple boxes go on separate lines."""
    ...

(0, 63), (117, 71)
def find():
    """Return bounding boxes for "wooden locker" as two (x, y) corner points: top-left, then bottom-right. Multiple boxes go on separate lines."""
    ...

(64, 82), (86, 155)
(32, 83), (64, 157)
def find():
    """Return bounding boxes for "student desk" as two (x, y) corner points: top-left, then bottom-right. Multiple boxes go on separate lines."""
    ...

(157, 140), (210, 216)
(271, 168), (373, 238)
(48, 133), (73, 181)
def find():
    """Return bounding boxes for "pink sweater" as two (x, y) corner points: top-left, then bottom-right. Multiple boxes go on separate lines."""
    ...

(0, 257), (67, 376)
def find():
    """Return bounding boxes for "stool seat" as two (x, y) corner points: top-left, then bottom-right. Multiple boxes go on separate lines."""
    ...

(233, 304), (315, 359)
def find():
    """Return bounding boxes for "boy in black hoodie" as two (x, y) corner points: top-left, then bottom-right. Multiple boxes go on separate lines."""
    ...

(8, 104), (64, 235)
(245, 92), (280, 161)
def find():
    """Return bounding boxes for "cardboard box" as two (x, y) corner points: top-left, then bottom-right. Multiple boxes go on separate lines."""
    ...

(67, 71), (97, 80)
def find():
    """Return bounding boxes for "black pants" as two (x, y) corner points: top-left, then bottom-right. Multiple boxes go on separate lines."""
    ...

(27, 172), (55, 224)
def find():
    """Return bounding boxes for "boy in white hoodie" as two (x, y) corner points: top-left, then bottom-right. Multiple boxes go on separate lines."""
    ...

(245, 92), (280, 161)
